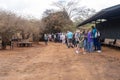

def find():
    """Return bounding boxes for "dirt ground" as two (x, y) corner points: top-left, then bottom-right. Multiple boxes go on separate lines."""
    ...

(0, 42), (120, 80)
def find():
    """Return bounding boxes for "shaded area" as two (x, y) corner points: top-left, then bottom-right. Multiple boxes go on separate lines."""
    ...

(96, 19), (120, 39)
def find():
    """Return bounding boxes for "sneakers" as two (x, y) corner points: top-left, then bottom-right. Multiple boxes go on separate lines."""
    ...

(75, 50), (79, 54)
(97, 50), (102, 53)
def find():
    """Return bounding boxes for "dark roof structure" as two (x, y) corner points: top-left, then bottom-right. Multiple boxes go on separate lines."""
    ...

(78, 4), (120, 27)
(77, 4), (120, 39)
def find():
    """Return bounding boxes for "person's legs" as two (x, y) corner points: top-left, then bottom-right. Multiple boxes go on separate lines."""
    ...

(90, 42), (93, 53)
(84, 40), (87, 51)
(67, 39), (70, 48)
(75, 44), (80, 54)
(93, 38), (97, 51)
(62, 39), (64, 44)
(97, 41), (102, 53)
(45, 40), (48, 45)
(10, 44), (12, 49)
(87, 42), (90, 53)
(81, 47), (86, 54)
(75, 40), (78, 47)
(65, 39), (68, 47)
(73, 39), (76, 47)
(11, 43), (14, 49)
(80, 41), (85, 54)
(85, 41), (88, 51)
(98, 42), (101, 50)
(63, 39), (65, 44)
(70, 39), (73, 48)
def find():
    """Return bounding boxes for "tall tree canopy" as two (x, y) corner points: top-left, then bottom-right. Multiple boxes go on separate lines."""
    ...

(42, 10), (73, 33)
(0, 10), (42, 49)
(40, 0), (96, 33)
(52, 0), (96, 21)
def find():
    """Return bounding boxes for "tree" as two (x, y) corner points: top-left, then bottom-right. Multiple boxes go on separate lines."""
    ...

(74, 7), (96, 24)
(0, 10), (18, 49)
(52, 0), (96, 21)
(42, 10), (73, 33)
(0, 10), (42, 49)
(52, 0), (78, 19)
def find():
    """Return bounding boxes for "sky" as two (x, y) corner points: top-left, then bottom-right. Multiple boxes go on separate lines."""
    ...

(0, 0), (120, 19)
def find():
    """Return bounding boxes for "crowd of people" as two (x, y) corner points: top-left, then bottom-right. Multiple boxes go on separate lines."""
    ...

(44, 26), (102, 54)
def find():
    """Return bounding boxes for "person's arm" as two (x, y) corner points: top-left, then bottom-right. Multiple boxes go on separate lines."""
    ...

(78, 37), (80, 43)
(81, 35), (84, 42)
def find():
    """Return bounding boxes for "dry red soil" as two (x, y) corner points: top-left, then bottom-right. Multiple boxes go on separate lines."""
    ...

(0, 42), (120, 80)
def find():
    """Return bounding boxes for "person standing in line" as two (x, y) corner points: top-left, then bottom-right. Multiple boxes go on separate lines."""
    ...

(72, 33), (76, 47)
(60, 33), (62, 43)
(75, 30), (80, 47)
(66, 31), (73, 48)
(87, 29), (93, 53)
(48, 34), (52, 41)
(44, 34), (48, 45)
(65, 34), (68, 47)
(92, 26), (97, 51)
(61, 33), (66, 44)
(56, 33), (59, 42)
(58, 33), (61, 43)
(83, 30), (88, 52)
(74, 30), (80, 54)
(95, 30), (102, 53)
(79, 31), (85, 54)
(51, 33), (54, 42)
(75, 30), (85, 54)
(10, 39), (14, 49)
(54, 33), (57, 42)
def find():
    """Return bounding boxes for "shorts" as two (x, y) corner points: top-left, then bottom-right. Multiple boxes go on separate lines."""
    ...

(76, 41), (79, 44)
(79, 41), (84, 48)
(68, 39), (72, 43)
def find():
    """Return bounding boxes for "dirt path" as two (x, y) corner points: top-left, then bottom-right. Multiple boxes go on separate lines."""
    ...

(0, 42), (120, 80)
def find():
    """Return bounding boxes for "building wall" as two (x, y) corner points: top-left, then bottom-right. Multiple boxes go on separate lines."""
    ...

(96, 19), (120, 39)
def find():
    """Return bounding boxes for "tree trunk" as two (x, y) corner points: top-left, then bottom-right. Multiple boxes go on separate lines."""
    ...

(2, 40), (7, 49)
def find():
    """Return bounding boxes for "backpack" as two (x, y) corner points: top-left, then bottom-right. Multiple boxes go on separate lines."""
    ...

(95, 31), (101, 38)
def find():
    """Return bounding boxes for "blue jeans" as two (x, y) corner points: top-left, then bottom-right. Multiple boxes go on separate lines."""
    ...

(96, 39), (101, 50)
(84, 39), (87, 50)
(93, 38), (97, 50)
(87, 42), (93, 53)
